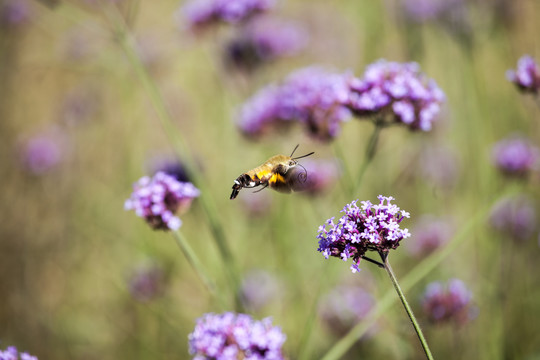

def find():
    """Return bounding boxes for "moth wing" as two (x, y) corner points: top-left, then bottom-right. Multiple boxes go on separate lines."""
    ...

(268, 167), (308, 194)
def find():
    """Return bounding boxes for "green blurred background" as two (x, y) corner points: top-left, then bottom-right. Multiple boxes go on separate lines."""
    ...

(1, 0), (540, 359)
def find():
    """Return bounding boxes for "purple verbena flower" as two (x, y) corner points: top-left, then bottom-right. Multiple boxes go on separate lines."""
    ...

(317, 195), (411, 273)
(489, 195), (537, 241)
(18, 129), (65, 175)
(188, 312), (286, 360)
(0, 346), (38, 360)
(402, 0), (463, 22)
(407, 215), (452, 256)
(238, 66), (352, 141)
(491, 136), (539, 177)
(240, 270), (282, 311)
(348, 59), (445, 131)
(124, 172), (200, 231)
(422, 279), (475, 325)
(319, 285), (376, 336)
(180, 0), (275, 30)
(506, 55), (540, 94)
(128, 262), (165, 302)
(0, 0), (32, 27)
(224, 17), (307, 71)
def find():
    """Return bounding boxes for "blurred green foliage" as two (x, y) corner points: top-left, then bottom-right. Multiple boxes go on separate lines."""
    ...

(1, 0), (540, 359)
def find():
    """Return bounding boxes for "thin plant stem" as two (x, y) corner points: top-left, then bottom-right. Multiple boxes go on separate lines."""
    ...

(381, 252), (434, 360)
(172, 231), (216, 295)
(351, 120), (383, 197)
(106, 8), (243, 310)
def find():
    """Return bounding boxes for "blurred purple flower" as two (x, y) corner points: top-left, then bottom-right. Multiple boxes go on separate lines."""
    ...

(0, 346), (38, 360)
(407, 215), (452, 256)
(402, 0), (463, 22)
(18, 129), (65, 175)
(489, 195), (537, 241)
(188, 312), (286, 360)
(317, 195), (411, 273)
(0, 0), (32, 27)
(128, 263), (165, 302)
(319, 285), (376, 336)
(124, 172), (200, 231)
(419, 144), (460, 188)
(240, 269), (282, 311)
(422, 278), (475, 325)
(348, 59), (445, 131)
(239, 67), (352, 141)
(297, 158), (341, 195)
(491, 136), (539, 177)
(180, 0), (275, 30)
(224, 17), (307, 71)
(506, 55), (540, 94)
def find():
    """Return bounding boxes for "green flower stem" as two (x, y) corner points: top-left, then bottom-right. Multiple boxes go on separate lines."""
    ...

(381, 253), (434, 360)
(351, 120), (383, 197)
(108, 9), (242, 310)
(172, 231), (221, 303)
(321, 194), (506, 360)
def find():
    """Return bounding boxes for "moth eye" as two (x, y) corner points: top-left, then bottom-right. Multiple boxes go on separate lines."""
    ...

(289, 161), (295, 166)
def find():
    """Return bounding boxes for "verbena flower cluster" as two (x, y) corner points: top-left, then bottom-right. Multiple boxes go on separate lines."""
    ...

(489, 195), (537, 241)
(0, 346), (37, 360)
(188, 312), (286, 360)
(491, 136), (539, 177)
(19, 132), (64, 175)
(319, 285), (376, 336)
(402, 0), (463, 22)
(317, 195), (411, 273)
(348, 60), (446, 131)
(506, 55), (540, 94)
(181, 0), (275, 29)
(238, 66), (352, 141)
(224, 17), (307, 71)
(124, 172), (200, 231)
(128, 263), (165, 302)
(421, 279), (474, 325)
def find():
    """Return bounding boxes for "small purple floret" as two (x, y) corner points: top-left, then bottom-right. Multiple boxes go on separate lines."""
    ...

(124, 172), (200, 231)
(0, 346), (38, 360)
(348, 60), (445, 131)
(188, 312), (286, 360)
(317, 195), (411, 272)
(489, 195), (537, 241)
(506, 55), (540, 94)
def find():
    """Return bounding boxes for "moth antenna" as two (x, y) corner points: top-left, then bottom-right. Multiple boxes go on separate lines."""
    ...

(292, 151), (315, 161)
(289, 144), (300, 158)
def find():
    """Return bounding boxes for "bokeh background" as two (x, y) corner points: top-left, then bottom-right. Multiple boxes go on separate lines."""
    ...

(1, 0), (540, 359)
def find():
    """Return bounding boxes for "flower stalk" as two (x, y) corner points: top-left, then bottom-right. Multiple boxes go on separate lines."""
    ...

(380, 252), (434, 360)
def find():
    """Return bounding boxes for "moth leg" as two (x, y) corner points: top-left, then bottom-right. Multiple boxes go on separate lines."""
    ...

(252, 184), (268, 193)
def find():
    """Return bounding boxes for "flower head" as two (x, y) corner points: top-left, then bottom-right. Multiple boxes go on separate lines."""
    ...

(240, 270), (282, 311)
(489, 195), (537, 241)
(422, 279), (475, 325)
(181, 0), (275, 30)
(128, 262), (166, 302)
(506, 55), (540, 94)
(188, 312), (286, 360)
(238, 66), (352, 141)
(18, 128), (66, 175)
(319, 285), (376, 336)
(348, 59), (445, 131)
(407, 215), (452, 256)
(317, 195), (411, 272)
(491, 136), (539, 177)
(224, 17), (307, 71)
(124, 172), (200, 231)
(402, 0), (464, 22)
(0, 346), (38, 360)
(0, 0), (32, 27)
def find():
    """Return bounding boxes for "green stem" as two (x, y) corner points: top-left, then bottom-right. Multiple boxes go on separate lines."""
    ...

(108, 9), (242, 310)
(351, 121), (383, 197)
(172, 231), (217, 296)
(381, 253), (434, 360)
